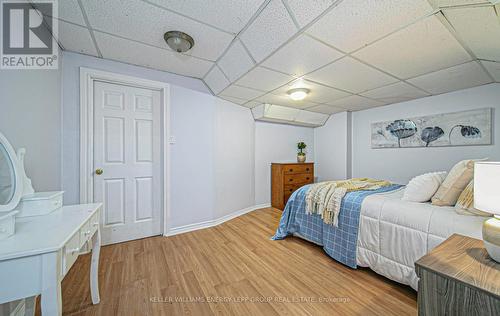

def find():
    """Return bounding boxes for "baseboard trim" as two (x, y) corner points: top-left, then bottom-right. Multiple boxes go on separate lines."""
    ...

(165, 203), (271, 237)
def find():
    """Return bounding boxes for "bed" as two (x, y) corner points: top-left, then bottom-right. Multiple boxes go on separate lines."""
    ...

(273, 184), (485, 290)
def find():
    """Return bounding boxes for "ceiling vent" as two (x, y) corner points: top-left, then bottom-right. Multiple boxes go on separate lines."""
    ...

(251, 104), (330, 127)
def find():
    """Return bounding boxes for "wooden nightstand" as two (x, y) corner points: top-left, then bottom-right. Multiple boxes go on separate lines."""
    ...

(415, 234), (500, 316)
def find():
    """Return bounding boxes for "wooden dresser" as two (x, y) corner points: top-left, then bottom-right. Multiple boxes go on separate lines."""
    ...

(415, 234), (500, 316)
(271, 162), (314, 210)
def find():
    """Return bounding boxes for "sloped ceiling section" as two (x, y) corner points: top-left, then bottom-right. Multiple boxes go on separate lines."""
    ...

(44, 0), (499, 114)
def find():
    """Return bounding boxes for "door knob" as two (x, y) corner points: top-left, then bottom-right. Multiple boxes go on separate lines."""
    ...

(95, 168), (103, 175)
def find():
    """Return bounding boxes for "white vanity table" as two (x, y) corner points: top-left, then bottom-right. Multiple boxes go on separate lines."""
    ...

(0, 203), (102, 315)
(0, 131), (102, 315)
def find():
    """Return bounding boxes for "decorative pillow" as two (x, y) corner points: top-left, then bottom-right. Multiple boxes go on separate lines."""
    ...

(402, 172), (447, 202)
(431, 159), (484, 206)
(455, 180), (492, 216)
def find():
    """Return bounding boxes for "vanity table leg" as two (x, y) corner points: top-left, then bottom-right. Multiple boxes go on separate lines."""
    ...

(41, 253), (62, 316)
(90, 229), (101, 304)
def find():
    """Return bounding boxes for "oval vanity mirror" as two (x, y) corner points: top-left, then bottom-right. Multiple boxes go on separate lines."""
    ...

(0, 132), (22, 213)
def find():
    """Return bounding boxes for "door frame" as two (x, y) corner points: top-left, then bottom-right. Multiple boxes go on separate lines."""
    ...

(79, 67), (170, 236)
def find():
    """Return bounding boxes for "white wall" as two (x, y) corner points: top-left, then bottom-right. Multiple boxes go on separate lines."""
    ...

(314, 112), (351, 182)
(61, 51), (210, 205)
(214, 99), (255, 217)
(168, 86), (216, 229)
(0, 61), (61, 191)
(61, 51), (262, 232)
(254, 122), (315, 205)
(351, 84), (500, 184)
(62, 52), (222, 231)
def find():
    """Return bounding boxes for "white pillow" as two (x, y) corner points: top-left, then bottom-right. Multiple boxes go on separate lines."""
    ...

(402, 172), (447, 203)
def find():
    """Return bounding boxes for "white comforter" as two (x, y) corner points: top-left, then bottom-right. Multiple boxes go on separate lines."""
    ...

(357, 188), (485, 290)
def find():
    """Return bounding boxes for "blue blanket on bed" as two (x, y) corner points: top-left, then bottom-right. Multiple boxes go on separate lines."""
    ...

(272, 183), (403, 268)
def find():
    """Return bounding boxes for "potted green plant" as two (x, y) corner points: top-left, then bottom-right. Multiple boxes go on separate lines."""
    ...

(297, 142), (306, 163)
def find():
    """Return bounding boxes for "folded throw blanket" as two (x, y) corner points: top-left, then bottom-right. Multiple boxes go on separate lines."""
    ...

(305, 178), (391, 226)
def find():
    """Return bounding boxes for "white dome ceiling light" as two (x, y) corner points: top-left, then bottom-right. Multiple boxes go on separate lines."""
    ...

(164, 31), (195, 53)
(287, 88), (310, 101)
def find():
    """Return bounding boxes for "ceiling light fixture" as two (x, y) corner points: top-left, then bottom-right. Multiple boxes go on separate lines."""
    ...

(164, 31), (195, 53)
(287, 88), (310, 101)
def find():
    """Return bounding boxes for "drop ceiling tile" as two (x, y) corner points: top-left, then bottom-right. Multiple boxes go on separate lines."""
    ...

(204, 66), (230, 94)
(82, 0), (234, 61)
(325, 95), (385, 111)
(236, 67), (293, 91)
(444, 7), (500, 62)
(218, 40), (255, 82)
(353, 16), (471, 79)
(262, 35), (343, 76)
(59, 0), (86, 25)
(95, 32), (213, 78)
(429, 0), (491, 8)
(242, 100), (263, 108)
(219, 95), (248, 105)
(306, 57), (398, 93)
(240, 0), (298, 62)
(306, 104), (345, 115)
(481, 61), (500, 82)
(272, 79), (350, 103)
(307, 0), (433, 53)
(285, 0), (336, 28)
(256, 93), (319, 109)
(58, 21), (98, 56)
(148, 0), (265, 34)
(407, 61), (492, 95)
(219, 85), (265, 100)
(33, 0), (86, 25)
(360, 82), (430, 104)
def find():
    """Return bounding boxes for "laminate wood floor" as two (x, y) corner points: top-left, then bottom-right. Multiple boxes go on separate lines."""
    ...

(38, 208), (417, 315)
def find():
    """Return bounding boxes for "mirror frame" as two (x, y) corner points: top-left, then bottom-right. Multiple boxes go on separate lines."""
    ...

(0, 131), (23, 213)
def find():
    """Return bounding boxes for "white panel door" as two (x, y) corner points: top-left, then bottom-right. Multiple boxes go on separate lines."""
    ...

(93, 81), (162, 245)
